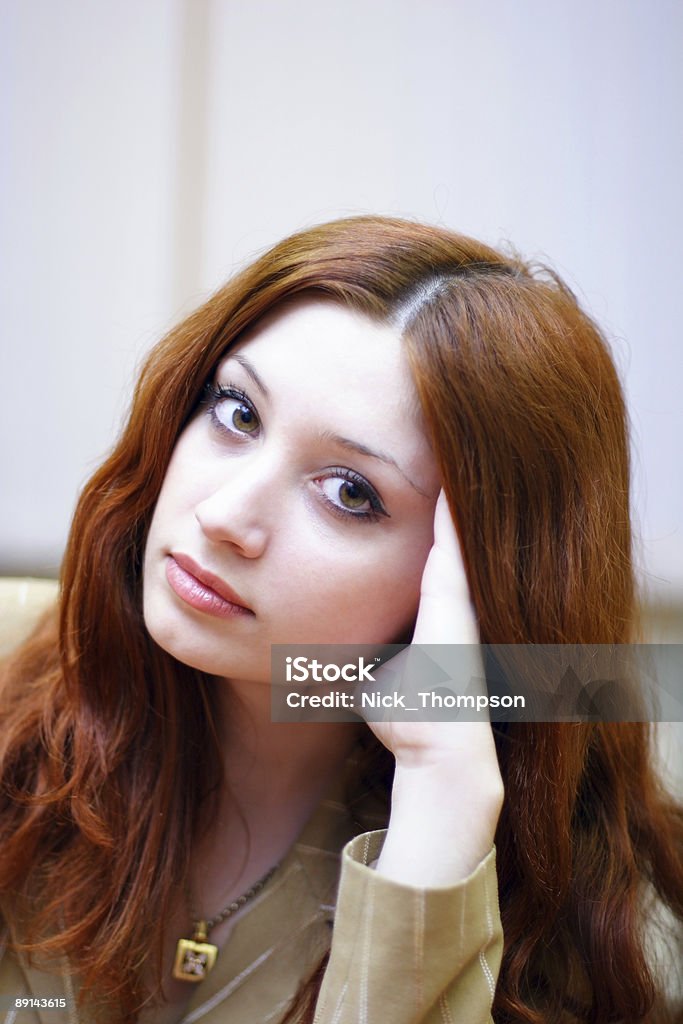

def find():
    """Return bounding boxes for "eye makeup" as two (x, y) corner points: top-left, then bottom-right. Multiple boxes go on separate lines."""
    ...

(203, 381), (260, 437)
(315, 468), (389, 523)
(202, 377), (390, 524)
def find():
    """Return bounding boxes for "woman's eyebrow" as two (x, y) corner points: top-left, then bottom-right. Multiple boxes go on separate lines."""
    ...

(229, 353), (271, 398)
(319, 430), (429, 497)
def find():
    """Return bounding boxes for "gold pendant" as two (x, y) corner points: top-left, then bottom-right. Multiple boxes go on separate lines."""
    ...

(172, 921), (218, 982)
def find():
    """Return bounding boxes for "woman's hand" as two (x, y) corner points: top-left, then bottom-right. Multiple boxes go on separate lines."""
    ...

(366, 490), (504, 886)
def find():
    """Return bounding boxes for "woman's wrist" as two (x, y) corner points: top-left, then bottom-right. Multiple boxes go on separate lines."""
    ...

(375, 755), (503, 887)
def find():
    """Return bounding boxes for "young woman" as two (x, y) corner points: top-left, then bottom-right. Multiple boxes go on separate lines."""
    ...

(1, 216), (681, 1024)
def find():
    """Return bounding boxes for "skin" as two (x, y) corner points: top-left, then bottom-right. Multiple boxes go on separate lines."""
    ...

(143, 299), (443, 679)
(141, 299), (503, 1017)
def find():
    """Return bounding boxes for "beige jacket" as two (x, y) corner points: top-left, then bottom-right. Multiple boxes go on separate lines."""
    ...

(1, 815), (502, 1024)
(0, 578), (503, 1023)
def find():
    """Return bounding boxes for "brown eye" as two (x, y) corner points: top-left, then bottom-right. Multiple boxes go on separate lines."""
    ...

(338, 480), (368, 509)
(230, 402), (258, 433)
(319, 477), (371, 514)
(316, 471), (387, 522)
(206, 386), (261, 436)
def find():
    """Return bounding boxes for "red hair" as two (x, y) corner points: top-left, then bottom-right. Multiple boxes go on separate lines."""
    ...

(1, 216), (681, 1021)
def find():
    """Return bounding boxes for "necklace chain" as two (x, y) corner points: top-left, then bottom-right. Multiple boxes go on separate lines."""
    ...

(191, 862), (279, 935)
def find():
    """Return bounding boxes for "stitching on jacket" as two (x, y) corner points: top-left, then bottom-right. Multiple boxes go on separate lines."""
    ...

(323, 851), (373, 1024)
(478, 870), (495, 1001)
(262, 997), (294, 1022)
(483, 867), (494, 941)
(439, 991), (455, 1024)
(478, 950), (495, 1000)
(414, 889), (425, 1013)
(326, 980), (348, 1024)
(359, 881), (373, 1024)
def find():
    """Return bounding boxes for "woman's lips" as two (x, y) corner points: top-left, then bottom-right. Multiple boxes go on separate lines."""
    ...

(166, 554), (253, 619)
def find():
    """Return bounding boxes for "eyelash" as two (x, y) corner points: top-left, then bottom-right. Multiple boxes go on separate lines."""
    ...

(202, 380), (389, 524)
(203, 381), (256, 436)
(318, 467), (388, 524)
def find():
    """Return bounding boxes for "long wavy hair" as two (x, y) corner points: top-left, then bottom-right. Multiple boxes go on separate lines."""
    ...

(1, 216), (681, 1022)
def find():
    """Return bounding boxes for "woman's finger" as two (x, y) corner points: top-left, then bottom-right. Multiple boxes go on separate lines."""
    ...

(412, 490), (479, 645)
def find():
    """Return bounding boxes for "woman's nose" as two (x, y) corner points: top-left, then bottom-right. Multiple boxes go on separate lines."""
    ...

(194, 456), (277, 558)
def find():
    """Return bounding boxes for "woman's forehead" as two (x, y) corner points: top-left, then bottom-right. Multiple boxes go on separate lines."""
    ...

(215, 299), (437, 489)
(219, 298), (414, 407)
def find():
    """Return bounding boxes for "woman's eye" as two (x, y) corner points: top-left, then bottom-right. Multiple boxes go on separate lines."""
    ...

(318, 472), (388, 522)
(218, 398), (259, 434)
(204, 383), (260, 436)
(321, 477), (371, 512)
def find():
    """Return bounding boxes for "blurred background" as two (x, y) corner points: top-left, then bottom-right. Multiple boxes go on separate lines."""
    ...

(1, 0), (681, 648)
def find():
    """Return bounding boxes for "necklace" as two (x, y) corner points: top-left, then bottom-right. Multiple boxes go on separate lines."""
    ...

(172, 863), (279, 982)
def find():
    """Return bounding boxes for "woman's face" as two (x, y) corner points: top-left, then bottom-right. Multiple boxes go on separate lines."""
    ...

(143, 299), (441, 682)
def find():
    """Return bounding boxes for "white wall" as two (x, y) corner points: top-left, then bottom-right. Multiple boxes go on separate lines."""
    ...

(1, 0), (682, 605)
(1, 0), (183, 571)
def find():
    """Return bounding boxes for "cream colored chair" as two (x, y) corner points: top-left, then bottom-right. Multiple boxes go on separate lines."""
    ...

(0, 577), (59, 658)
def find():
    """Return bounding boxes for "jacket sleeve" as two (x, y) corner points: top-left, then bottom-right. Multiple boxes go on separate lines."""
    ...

(314, 830), (503, 1024)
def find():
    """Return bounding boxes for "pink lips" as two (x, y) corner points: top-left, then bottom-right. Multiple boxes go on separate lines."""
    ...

(166, 553), (253, 619)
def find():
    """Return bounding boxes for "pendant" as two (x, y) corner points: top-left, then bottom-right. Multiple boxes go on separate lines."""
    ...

(172, 921), (218, 982)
